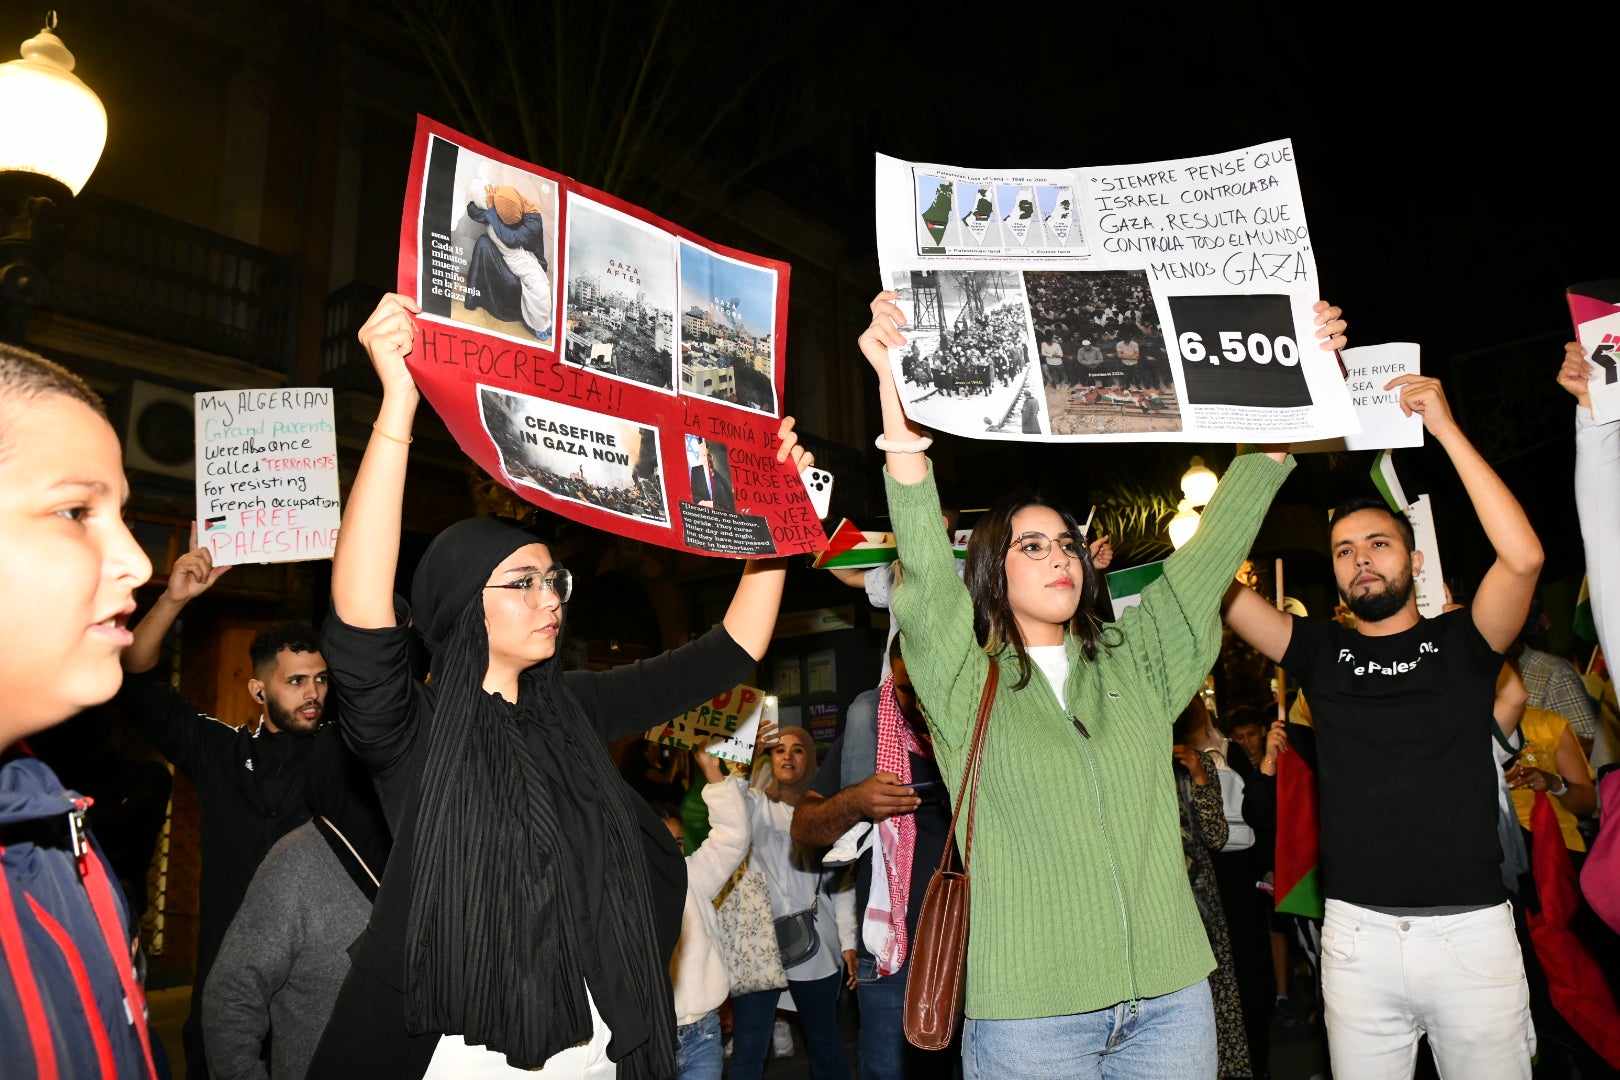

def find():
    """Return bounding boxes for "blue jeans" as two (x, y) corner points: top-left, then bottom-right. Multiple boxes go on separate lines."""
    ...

(856, 954), (961, 1080)
(672, 1009), (722, 1080)
(730, 972), (852, 1080)
(962, 979), (1216, 1080)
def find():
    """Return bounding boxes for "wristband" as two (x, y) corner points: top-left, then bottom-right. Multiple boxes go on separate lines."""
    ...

(875, 432), (933, 454)
(1549, 774), (1569, 797)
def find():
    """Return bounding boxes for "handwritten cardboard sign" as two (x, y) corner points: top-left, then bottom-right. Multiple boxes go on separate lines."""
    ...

(646, 684), (767, 765)
(194, 389), (341, 566)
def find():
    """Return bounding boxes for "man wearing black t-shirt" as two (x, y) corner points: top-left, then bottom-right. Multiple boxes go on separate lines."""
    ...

(793, 643), (958, 1079)
(1223, 376), (1542, 1079)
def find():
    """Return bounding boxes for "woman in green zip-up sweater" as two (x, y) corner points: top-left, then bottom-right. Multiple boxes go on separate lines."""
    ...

(858, 291), (1345, 1079)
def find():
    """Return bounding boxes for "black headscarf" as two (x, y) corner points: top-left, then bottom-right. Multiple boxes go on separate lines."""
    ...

(403, 517), (676, 1077)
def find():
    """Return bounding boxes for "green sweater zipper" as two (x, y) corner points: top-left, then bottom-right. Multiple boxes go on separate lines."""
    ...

(885, 451), (1293, 1020)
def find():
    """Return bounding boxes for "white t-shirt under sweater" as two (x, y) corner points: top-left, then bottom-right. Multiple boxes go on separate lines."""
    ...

(1027, 645), (1070, 710)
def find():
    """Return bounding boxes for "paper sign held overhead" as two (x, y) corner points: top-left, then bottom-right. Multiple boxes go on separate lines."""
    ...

(1567, 280), (1620, 425)
(399, 117), (827, 558)
(875, 140), (1360, 444)
(194, 389), (341, 567)
(1293, 343), (1423, 453)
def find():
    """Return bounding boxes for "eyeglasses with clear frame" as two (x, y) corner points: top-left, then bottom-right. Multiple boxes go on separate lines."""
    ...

(483, 569), (573, 606)
(1008, 532), (1083, 561)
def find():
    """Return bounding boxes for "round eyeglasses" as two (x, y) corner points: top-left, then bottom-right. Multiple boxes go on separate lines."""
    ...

(1008, 532), (1082, 561)
(483, 569), (573, 605)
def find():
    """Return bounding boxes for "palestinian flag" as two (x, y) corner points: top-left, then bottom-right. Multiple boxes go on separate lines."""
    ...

(810, 519), (968, 571)
(1525, 790), (1620, 1067)
(1274, 720), (1323, 918)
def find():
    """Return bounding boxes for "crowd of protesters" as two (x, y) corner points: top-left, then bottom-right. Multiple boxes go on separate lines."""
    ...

(3, 273), (1619, 1080)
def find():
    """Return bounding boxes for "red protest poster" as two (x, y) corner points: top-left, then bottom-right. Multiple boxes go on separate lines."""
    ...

(398, 116), (827, 556)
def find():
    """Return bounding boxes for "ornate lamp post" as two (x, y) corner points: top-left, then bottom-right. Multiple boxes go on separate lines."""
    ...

(0, 11), (106, 343)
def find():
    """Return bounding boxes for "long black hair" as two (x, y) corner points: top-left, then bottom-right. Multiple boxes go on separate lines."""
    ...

(963, 491), (1108, 690)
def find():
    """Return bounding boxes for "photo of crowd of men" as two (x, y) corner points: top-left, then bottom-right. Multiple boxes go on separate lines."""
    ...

(891, 269), (1047, 435)
(1026, 268), (1183, 435)
(478, 386), (669, 525)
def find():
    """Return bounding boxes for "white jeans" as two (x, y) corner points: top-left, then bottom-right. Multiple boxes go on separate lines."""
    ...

(1321, 899), (1535, 1079)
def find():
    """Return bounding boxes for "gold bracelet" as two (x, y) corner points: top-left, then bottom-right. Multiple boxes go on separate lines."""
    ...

(372, 422), (413, 445)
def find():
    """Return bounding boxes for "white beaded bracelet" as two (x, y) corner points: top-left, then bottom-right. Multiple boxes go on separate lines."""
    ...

(875, 432), (933, 454)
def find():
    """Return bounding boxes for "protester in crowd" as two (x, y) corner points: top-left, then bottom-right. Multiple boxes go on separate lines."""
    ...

(1224, 374), (1543, 1078)
(730, 725), (855, 1080)
(303, 293), (810, 1080)
(1502, 665), (1598, 858)
(1172, 702), (1251, 1079)
(858, 288), (1346, 1077)
(792, 637), (960, 1079)
(652, 740), (750, 1080)
(203, 733), (391, 1080)
(1517, 601), (1601, 757)
(0, 344), (160, 1078)
(118, 547), (330, 1076)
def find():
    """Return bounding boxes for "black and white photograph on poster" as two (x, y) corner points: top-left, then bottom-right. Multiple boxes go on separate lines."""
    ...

(1165, 294), (1312, 409)
(998, 184), (1038, 246)
(889, 269), (1048, 436)
(956, 184), (1001, 247)
(685, 433), (736, 513)
(1027, 270), (1182, 435)
(1037, 184), (1084, 251)
(677, 241), (778, 415)
(478, 385), (668, 525)
(916, 173), (955, 254)
(418, 135), (559, 348)
(562, 194), (678, 393)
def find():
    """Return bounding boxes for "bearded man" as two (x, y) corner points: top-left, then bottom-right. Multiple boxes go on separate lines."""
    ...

(1222, 375), (1543, 1080)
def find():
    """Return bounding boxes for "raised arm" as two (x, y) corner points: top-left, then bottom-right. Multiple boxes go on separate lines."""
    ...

(858, 291), (929, 486)
(331, 294), (421, 629)
(1223, 580), (1294, 664)
(718, 416), (813, 659)
(122, 530), (230, 674)
(1562, 342), (1620, 666)
(1385, 375), (1542, 652)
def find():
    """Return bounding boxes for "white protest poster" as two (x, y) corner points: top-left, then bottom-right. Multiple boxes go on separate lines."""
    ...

(647, 684), (765, 765)
(1294, 343), (1423, 453)
(1368, 452), (1446, 618)
(194, 389), (340, 567)
(874, 140), (1359, 443)
(1567, 281), (1620, 425)
(1404, 494), (1448, 619)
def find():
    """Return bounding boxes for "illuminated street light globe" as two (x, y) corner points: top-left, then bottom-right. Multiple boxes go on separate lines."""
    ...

(1180, 456), (1219, 508)
(1168, 498), (1201, 551)
(0, 14), (106, 195)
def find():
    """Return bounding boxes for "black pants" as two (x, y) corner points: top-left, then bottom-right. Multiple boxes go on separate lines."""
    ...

(305, 963), (438, 1080)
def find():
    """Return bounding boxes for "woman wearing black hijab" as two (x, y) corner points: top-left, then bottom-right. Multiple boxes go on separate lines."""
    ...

(306, 294), (811, 1080)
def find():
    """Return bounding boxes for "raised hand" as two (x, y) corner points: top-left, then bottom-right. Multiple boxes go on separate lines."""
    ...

(1557, 341), (1593, 412)
(858, 291), (908, 378)
(357, 293), (422, 399)
(692, 739), (726, 784)
(775, 415), (815, 473)
(1088, 533), (1113, 571)
(1312, 300), (1347, 352)
(1384, 374), (1458, 438)
(1171, 744), (1210, 786)
(167, 523), (230, 603)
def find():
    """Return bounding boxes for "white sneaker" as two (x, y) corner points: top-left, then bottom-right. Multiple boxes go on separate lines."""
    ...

(771, 1018), (794, 1057)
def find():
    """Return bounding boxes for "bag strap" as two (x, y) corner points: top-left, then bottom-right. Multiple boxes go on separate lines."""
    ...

(936, 659), (1000, 876)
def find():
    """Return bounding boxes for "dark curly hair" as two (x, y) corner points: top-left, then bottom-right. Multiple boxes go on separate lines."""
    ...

(249, 622), (322, 672)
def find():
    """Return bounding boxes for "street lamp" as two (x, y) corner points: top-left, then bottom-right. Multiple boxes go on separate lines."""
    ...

(0, 11), (106, 343)
(1168, 497), (1200, 550)
(1180, 455), (1219, 508)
